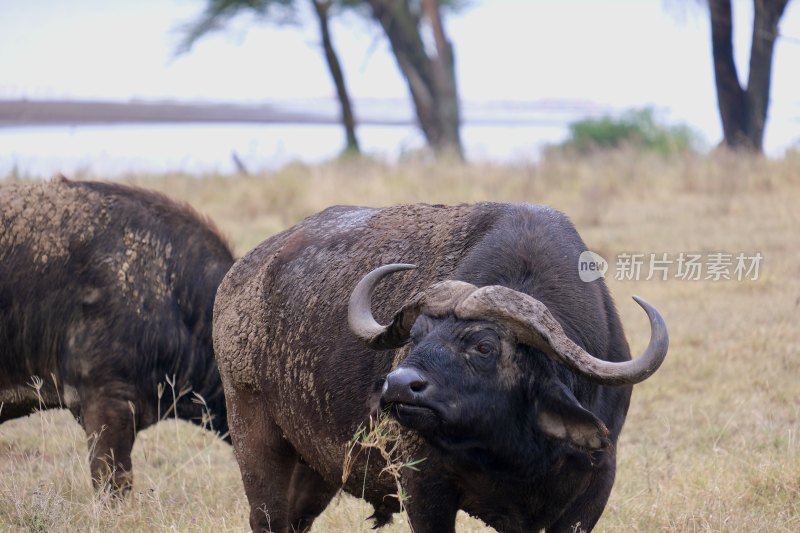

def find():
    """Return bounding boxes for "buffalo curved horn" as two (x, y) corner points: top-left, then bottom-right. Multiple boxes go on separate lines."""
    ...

(455, 287), (668, 386)
(348, 263), (421, 350)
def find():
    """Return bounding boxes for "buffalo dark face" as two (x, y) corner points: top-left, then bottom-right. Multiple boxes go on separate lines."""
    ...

(380, 313), (617, 466)
(381, 316), (526, 450)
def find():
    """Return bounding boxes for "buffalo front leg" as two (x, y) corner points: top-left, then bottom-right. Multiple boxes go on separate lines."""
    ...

(226, 386), (298, 533)
(78, 391), (137, 495)
(403, 472), (460, 533)
(546, 463), (616, 533)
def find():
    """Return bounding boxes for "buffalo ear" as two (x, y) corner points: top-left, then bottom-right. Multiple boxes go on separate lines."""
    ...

(535, 381), (610, 451)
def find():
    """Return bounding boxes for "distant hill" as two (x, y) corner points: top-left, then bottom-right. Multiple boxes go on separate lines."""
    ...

(0, 98), (611, 128)
(0, 99), (338, 126)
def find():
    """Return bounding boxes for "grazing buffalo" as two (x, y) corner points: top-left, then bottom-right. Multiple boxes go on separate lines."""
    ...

(213, 202), (668, 532)
(0, 177), (234, 492)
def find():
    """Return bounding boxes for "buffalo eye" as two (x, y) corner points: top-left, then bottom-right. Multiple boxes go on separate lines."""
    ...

(476, 341), (494, 356)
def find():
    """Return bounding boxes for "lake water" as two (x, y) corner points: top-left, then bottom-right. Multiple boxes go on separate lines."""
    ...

(0, 122), (568, 178)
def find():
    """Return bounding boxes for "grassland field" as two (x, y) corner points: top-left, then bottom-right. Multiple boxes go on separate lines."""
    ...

(1, 148), (798, 532)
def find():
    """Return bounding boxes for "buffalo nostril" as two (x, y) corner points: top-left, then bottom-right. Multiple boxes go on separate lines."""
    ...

(409, 379), (427, 393)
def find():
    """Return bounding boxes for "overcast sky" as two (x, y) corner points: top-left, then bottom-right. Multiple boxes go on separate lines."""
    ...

(0, 0), (798, 153)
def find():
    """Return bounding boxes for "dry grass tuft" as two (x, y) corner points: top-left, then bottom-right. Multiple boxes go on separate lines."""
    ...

(343, 409), (426, 520)
(2, 148), (799, 531)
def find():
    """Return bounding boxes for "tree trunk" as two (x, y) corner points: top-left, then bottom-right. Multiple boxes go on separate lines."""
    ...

(368, 0), (463, 159)
(311, 0), (360, 154)
(745, 0), (789, 152)
(422, 0), (462, 158)
(709, 0), (789, 152)
(709, 0), (748, 148)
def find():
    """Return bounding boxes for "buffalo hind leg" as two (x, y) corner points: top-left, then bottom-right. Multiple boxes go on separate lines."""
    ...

(227, 387), (297, 533)
(288, 462), (338, 532)
(79, 391), (136, 495)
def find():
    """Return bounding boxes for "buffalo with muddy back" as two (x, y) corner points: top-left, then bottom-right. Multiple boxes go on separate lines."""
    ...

(213, 202), (668, 532)
(0, 177), (233, 493)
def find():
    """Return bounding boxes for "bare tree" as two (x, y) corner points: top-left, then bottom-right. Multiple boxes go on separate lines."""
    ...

(180, 0), (360, 154)
(311, 0), (359, 153)
(181, 0), (467, 158)
(709, 0), (791, 152)
(366, 0), (463, 158)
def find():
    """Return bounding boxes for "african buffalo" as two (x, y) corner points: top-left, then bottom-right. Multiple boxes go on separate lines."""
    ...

(0, 177), (233, 492)
(213, 202), (668, 532)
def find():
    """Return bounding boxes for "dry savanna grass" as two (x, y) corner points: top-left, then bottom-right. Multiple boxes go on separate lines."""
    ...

(1, 148), (799, 531)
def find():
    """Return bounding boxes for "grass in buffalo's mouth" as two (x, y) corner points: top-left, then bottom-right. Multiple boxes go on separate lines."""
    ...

(343, 408), (427, 518)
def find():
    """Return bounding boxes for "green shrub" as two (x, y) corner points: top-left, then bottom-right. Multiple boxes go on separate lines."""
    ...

(556, 107), (702, 156)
